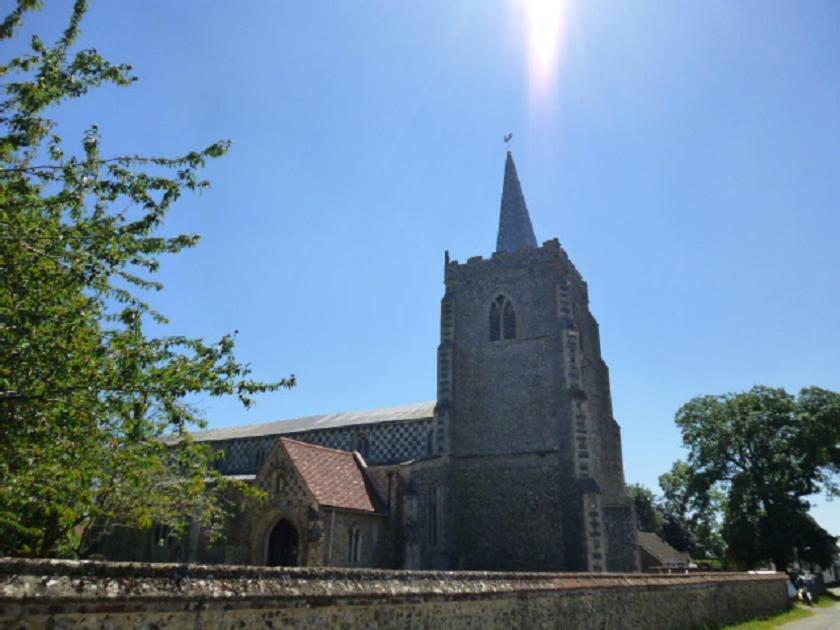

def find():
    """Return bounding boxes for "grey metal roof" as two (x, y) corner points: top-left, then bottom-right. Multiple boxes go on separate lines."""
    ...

(637, 531), (691, 566)
(191, 401), (435, 443)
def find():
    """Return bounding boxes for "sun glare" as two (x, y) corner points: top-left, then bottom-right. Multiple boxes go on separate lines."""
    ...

(521, 0), (567, 103)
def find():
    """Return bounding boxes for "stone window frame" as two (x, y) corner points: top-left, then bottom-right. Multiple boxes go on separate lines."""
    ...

(489, 294), (516, 342)
(346, 524), (362, 563)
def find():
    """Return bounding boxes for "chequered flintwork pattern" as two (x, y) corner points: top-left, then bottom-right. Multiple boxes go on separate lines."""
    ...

(216, 419), (433, 475)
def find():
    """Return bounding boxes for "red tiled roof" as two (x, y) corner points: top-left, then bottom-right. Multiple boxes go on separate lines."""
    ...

(280, 438), (383, 513)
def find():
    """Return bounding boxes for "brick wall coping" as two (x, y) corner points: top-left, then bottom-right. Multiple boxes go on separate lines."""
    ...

(0, 558), (786, 606)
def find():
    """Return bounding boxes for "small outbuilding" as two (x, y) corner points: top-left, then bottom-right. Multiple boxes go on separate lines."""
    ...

(638, 531), (691, 572)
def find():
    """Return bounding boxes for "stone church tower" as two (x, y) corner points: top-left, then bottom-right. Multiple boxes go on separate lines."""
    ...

(432, 151), (637, 571)
(100, 151), (638, 573)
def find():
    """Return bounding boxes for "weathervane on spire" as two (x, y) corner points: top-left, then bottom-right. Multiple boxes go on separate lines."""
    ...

(503, 132), (513, 150)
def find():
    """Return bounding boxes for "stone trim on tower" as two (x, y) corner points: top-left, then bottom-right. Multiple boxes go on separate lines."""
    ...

(558, 278), (608, 572)
(433, 291), (455, 455)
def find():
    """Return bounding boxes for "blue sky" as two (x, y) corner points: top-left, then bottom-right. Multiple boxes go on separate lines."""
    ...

(15, 1), (840, 535)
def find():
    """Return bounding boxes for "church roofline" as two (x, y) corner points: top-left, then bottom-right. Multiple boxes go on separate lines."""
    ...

(279, 435), (361, 458)
(187, 401), (435, 443)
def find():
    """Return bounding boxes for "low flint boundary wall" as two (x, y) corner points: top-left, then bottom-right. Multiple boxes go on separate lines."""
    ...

(0, 558), (788, 629)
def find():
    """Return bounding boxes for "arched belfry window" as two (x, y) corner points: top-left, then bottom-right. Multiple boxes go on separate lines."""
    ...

(503, 300), (515, 339)
(489, 295), (516, 341)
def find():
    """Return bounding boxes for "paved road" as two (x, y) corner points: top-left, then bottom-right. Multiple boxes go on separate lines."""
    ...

(784, 589), (840, 629)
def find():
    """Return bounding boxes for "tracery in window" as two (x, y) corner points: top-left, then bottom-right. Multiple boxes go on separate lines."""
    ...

(502, 299), (515, 339)
(490, 295), (516, 341)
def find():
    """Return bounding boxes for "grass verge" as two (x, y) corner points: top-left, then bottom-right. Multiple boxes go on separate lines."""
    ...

(722, 589), (838, 627)
(815, 590), (840, 608)
(719, 604), (812, 629)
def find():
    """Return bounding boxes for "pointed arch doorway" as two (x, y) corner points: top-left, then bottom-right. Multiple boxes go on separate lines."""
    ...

(266, 518), (299, 566)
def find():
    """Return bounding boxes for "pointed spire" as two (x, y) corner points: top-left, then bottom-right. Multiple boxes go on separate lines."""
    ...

(496, 151), (538, 254)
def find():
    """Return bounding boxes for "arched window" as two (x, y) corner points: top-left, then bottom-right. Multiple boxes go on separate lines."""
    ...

(489, 295), (516, 341)
(347, 525), (362, 563)
(503, 300), (516, 339)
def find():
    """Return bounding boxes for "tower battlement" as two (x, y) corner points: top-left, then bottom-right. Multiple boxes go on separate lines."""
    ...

(445, 238), (585, 293)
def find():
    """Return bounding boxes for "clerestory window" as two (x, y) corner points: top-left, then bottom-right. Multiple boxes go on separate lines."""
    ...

(354, 433), (370, 460)
(489, 295), (516, 341)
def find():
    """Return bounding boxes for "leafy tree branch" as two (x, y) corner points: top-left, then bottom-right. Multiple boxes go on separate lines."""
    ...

(0, 1), (293, 558)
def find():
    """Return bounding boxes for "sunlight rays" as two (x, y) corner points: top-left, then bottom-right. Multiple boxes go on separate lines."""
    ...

(519, 0), (568, 106)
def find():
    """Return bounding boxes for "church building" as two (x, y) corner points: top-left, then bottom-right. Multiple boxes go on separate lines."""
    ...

(104, 152), (638, 572)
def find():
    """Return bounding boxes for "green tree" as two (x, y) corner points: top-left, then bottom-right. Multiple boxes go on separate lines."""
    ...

(659, 460), (725, 558)
(659, 460), (694, 522)
(0, 1), (293, 558)
(626, 483), (662, 532)
(626, 479), (708, 558)
(675, 386), (840, 570)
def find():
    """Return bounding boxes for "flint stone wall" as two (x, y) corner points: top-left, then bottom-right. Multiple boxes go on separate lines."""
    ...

(0, 558), (789, 629)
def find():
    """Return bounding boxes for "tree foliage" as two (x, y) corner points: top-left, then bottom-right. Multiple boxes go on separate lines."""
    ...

(675, 386), (840, 570)
(658, 460), (725, 558)
(0, 1), (293, 558)
(626, 483), (662, 533)
(626, 478), (721, 560)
